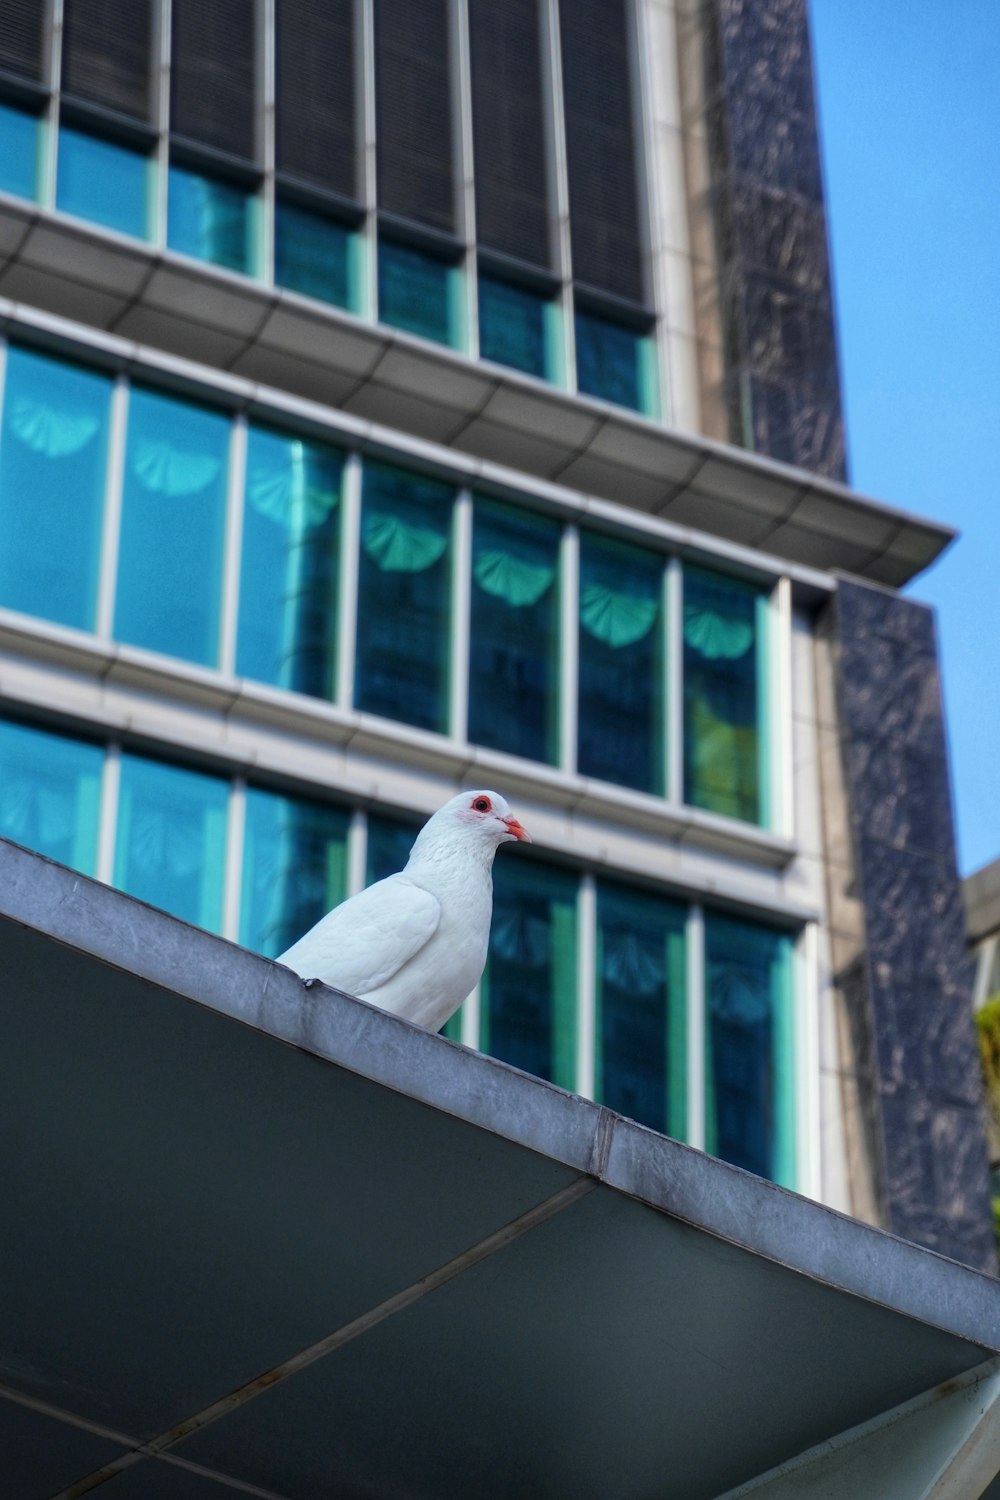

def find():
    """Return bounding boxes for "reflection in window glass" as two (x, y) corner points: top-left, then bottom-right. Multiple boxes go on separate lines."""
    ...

(275, 199), (355, 309)
(578, 531), (664, 794)
(0, 718), (102, 873)
(469, 499), (560, 764)
(378, 239), (458, 347)
(683, 565), (766, 826)
(237, 426), (343, 697)
(0, 100), (40, 199)
(478, 274), (549, 380)
(114, 754), (228, 931)
(355, 461), (454, 734)
(705, 913), (794, 1184)
(0, 345), (111, 631)
(57, 127), (150, 239)
(241, 786), (348, 958)
(597, 880), (686, 1139)
(481, 858), (577, 1088)
(575, 308), (646, 413)
(168, 164), (257, 274)
(115, 387), (230, 666)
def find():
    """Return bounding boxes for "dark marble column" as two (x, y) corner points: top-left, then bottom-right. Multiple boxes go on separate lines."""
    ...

(700, 0), (847, 480)
(827, 577), (994, 1272)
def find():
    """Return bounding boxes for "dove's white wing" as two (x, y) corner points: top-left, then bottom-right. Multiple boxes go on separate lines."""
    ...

(278, 873), (441, 996)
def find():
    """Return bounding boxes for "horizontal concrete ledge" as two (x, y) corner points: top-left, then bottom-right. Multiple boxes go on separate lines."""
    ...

(1, 833), (997, 1353)
(0, 196), (954, 590)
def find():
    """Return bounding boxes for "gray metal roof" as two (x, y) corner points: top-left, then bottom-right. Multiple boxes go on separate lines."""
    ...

(0, 195), (954, 591)
(1, 833), (998, 1500)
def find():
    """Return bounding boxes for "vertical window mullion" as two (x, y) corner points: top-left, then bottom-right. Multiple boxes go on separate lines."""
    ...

(152, 0), (172, 248)
(685, 902), (705, 1151)
(796, 921), (820, 1200)
(347, 807), (368, 896)
(541, 0), (575, 387)
(559, 522), (578, 775)
(665, 554), (682, 805)
(773, 575), (794, 839)
(222, 776), (247, 941)
(260, 0), (276, 284)
(358, 0), (377, 319)
(96, 376), (130, 641)
(451, 0), (477, 355)
(461, 981), (481, 1051)
(335, 451), (363, 711)
(43, 0), (64, 211)
(95, 742), (122, 886)
(576, 871), (596, 1099)
(218, 414), (248, 675)
(450, 489), (472, 742)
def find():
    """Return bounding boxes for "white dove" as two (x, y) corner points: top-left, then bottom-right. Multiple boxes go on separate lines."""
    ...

(277, 789), (531, 1031)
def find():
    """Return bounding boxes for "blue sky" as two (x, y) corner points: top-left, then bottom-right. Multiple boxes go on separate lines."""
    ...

(808, 0), (1000, 875)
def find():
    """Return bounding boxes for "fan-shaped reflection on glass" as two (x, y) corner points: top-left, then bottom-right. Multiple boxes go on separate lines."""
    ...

(0, 718), (103, 874)
(0, 346), (112, 632)
(240, 787), (348, 958)
(113, 754), (228, 932)
(469, 498), (560, 764)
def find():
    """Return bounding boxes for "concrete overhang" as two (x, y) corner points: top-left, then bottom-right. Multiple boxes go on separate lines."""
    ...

(2, 834), (1000, 1498)
(0, 195), (954, 592)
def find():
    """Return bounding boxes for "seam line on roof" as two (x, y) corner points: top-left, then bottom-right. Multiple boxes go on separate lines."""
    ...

(50, 1175), (597, 1495)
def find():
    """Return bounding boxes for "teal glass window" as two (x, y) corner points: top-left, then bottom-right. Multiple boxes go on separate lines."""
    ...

(596, 880), (687, 1139)
(0, 100), (40, 199)
(0, 345), (112, 631)
(469, 498), (560, 764)
(478, 274), (550, 381)
(365, 813), (419, 886)
(578, 531), (664, 794)
(355, 461), (454, 734)
(275, 199), (356, 309)
(168, 163), (258, 275)
(237, 426), (344, 698)
(0, 718), (102, 873)
(114, 754), (229, 931)
(705, 913), (794, 1185)
(683, 565), (767, 825)
(575, 307), (649, 413)
(115, 387), (230, 666)
(57, 127), (151, 239)
(378, 238), (459, 347)
(240, 786), (348, 958)
(481, 858), (577, 1089)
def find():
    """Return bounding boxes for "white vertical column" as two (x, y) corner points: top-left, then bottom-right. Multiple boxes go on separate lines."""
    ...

(95, 744), (122, 887)
(95, 376), (130, 642)
(41, 0), (63, 211)
(449, 490), (473, 743)
(346, 807), (368, 896)
(152, 0), (173, 248)
(335, 452), (363, 711)
(685, 902), (706, 1151)
(665, 555), (683, 805)
(576, 873), (597, 1100)
(260, 0), (276, 283)
(797, 921), (822, 1201)
(218, 415), (248, 676)
(452, 0), (478, 355)
(222, 778), (247, 942)
(541, 0), (576, 387)
(559, 523), (579, 775)
(461, 984), (481, 1051)
(773, 575), (795, 840)
(358, 0), (378, 320)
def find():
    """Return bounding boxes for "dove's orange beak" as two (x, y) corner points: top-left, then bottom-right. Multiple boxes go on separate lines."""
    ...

(504, 817), (531, 843)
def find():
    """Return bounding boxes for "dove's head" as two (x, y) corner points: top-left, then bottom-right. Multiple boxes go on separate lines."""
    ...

(412, 790), (532, 867)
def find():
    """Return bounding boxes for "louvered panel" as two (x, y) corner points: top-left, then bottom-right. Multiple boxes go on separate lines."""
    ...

(170, 0), (256, 161)
(468, 0), (549, 268)
(62, 0), (152, 121)
(0, 0), (45, 82)
(375, 0), (454, 233)
(559, 0), (644, 304)
(275, 0), (356, 199)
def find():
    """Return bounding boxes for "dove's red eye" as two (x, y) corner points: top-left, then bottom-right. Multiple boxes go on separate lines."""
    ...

(472, 796), (492, 813)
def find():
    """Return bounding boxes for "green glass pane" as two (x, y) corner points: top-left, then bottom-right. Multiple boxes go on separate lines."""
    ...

(168, 164), (257, 274)
(704, 912), (793, 1183)
(0, 345), (112, 630)
(575, 307), (644, 412)
(378, 239), (457, 346)
(355, 461), (454, 734)
(478, 274), (548, 380)
(241, 786), (348, 958)
(114, 754), (228, 931)
(596, 880), (686, 1138)
(57, 127), (151, 239)
(0, 100), (40, 199)
(481, 858), (577, 1089)
(469, 499), (560, 764)
(0, 718), (102, 873)
(274, 199), (354, 309)
(237, 426), (343, 697)
(115, 386), (230, 665)
(683, 565), (763, 824)
(578, 531), (664, 794)
(365, 813), (420, 886)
